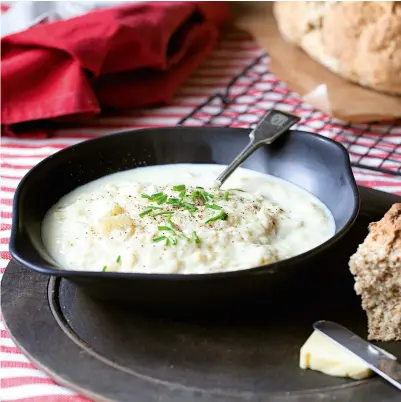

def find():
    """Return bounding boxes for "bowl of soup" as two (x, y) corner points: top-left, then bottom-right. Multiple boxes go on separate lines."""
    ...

(9, 127), (359, 311)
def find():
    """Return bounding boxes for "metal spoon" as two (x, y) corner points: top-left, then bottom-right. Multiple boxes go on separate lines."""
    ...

(215, 109), (301, 187)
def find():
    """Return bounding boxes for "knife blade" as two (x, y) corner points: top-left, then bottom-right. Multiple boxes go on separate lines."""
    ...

(314, 320), (401, 391)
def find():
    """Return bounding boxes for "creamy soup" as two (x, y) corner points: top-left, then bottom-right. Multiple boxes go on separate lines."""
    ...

(42, 164), (335, 274)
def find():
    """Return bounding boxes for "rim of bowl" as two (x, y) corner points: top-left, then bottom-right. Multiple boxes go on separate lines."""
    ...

(9, 127), (360, 281)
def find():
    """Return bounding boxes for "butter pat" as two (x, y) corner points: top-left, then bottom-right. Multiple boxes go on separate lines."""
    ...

(300, 330), (373, 380)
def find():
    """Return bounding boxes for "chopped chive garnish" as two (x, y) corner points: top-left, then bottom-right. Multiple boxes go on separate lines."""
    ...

(153, 236), (167, 242)
(171, 237), (178, 245)
(168, 197), (180, 204)
(150, 192), (163, 200)
(116, 255), (121, 263)
(205, 204), (222, 210)
(182, 202), (198, 211)
(158, 225), (173, 231)
(173, 185), (186, 191)
(224, 191), (230, 201)
(169, 203), (183, 208)
(139, 208), (153, 217)
(196, 186), (204, 189)
(141, 193), (151, 199)
(102, 265), (107, 272)
(152, 211), (174, 217)
(191, 189), (213, 205)
(168, 218), (180, 233)
(165, 238), (170, 246)
(205, 211), (228, 224)
(179, 190), (186, 199)
(192, 231), (200, 244)
(178, 232), (190, 241)
(156, 194), (168, 204)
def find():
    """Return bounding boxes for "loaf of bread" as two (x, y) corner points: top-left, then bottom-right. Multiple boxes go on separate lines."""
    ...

(273, 1), (401, 95)
(349, 203), (401, 341)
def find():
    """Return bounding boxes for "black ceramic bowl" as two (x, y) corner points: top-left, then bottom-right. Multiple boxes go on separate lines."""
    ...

(10, 127), (359, 312)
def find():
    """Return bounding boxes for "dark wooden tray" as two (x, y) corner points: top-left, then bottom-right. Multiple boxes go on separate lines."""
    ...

(2, 186), (401, 402)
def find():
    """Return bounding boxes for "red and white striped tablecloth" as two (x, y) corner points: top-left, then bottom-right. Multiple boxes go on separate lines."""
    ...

(1, 30), (401, 402)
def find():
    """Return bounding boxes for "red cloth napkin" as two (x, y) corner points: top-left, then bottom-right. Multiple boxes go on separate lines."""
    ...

(1, 1), (229, 133)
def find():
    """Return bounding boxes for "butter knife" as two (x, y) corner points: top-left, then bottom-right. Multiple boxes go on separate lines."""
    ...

(314, 320), (401, 391)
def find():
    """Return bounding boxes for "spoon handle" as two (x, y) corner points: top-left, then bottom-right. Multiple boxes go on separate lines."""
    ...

(216, 109), (300, 187)
(215, 141), (258, 187)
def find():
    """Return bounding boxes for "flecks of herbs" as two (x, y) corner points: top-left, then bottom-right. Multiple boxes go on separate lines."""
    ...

(152, 211), (174, 217)
(139, 208), (153, 217)
(205, 204), (222, 210)
(192, 231), (200, 244)
(205, 211), (228, 225)
(140, 187), (231, 245)
(173, 184), (186, 191)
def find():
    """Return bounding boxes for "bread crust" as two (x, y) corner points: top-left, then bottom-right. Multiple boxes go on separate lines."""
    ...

(273, 1), (401, 95)
(349, 203), (401, 341)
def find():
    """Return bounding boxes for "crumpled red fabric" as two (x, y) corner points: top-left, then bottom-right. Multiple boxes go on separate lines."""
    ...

(1, 1), (229, 133)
